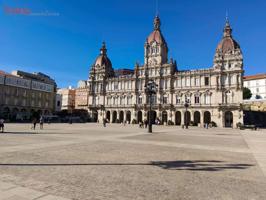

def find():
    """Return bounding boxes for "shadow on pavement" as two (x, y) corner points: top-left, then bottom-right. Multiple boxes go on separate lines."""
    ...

(0, 160), (253, 171)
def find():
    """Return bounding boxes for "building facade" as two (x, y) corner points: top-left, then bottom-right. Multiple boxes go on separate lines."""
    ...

(243, 74), (266, 101)
(0, 70), (56, 120)
(56, 87), (76, 112)
(77, 16), (244, 128)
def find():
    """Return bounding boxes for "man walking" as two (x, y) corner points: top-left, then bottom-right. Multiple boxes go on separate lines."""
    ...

(40, 116), (44, 129)
(0, 118), (4, 133)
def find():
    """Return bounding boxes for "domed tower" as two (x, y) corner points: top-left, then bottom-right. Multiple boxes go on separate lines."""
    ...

(213, 18), (243, 71)
(88, 42), (114, 122)
(144, 15), (168, 66)
(89, 42), (114, 80)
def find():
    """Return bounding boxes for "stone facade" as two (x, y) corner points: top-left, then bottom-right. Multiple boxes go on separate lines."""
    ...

(57, 87), (76, 112)
(0, 70), (56, 120)
(76, 16), (244, 128)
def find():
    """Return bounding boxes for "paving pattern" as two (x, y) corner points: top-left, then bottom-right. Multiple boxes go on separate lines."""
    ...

(0, 123), (266, 200)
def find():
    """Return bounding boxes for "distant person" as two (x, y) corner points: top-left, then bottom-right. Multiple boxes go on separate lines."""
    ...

(40, 116), (44, 129)
(0, 118), (4, 133)
(103, 118), (106, 127)
(144, 119), (148, 128)
(32, 118), (37, 130)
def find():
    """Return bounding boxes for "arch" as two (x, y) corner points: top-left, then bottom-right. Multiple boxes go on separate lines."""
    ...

(162, 111), (168, 124)
(91, 110), (98, 122)
(3, 107), (10, 119)
(194, 111), (201, 126)
(203, 111), (211, 124)
(11, 108), (19, 121)
(119, 111), (124, 123)
(224, 111), (233, 127)
(106, 111), (111, 123)
(147, 110), (157, 124)
(126, 111), (131, 124)
(21, 108), (27, 120)
(112, 111), (117, 123)
(137, 111), (142, 123)
(175, 111), (181, 125)
(184, 111), (191, 126)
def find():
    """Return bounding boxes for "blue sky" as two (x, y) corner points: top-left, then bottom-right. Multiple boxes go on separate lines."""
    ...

(0, 0), (266, 88)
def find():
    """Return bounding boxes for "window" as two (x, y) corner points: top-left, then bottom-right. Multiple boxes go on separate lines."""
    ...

(114, 82), (118, 90)
(195, 78), (200, 86)
(176, 96), (181, 104)
(165, 79), (168, 89)
(256, 88), (260, 93)
(57, 101), (60, 107)
(138, 96), (142, 104)
(195, 96), (200, 104)
(204, 77), (209, 86)
(186, 78), (190, 87)
(163, 96), (168, 104)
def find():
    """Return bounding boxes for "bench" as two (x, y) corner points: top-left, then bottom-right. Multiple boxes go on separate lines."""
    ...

(240, 125), (257, 130)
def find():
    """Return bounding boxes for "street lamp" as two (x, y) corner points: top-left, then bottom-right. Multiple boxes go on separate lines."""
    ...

(145, 80), (157, 133)
(184, 99), (189, 129)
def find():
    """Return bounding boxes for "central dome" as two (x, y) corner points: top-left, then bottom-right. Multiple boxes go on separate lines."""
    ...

(94, 42), (112, 68)
(216, 20), (240, 55)
(146, 16), (167, 45)
(147, 30), (166, 44)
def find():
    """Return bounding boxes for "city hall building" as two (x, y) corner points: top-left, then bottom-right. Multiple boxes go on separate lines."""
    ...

(76, 16), (244, 128)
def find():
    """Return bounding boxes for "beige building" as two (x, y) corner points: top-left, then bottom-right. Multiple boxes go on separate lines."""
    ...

(243, 74), (266, 100)
(57, 87), (76, 112)
(76, 16), (244, 128)
(0, 70), (56, 121)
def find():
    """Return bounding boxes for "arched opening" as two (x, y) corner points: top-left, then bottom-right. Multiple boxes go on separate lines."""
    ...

(162, 111), (168, 124)
(184, 111), (191, 126)
(106, 111), (111, 123)
(3, 107), (10, 120)
(11, 108), (19, 121)
(21, 109), (27, 120)
(119, 111), (124, 123)
(126, 111), (131, 124)
(137, 111), (142, 123)
(92, 110), (98, 122)
(175, 111), (181, 125)
(194, 111), (201, 126)
(225, 111), (233, 128)
(112, 111), (117, 123)
(203, 111), (211, 124)
(147, 110), (157, 124)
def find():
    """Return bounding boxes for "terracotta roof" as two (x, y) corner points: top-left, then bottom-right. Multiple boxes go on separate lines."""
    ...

(244, 74), (266, 80)
(216, 37), (240, 54)
(147, 30), (166, 45)
(94, 54), (112, 67)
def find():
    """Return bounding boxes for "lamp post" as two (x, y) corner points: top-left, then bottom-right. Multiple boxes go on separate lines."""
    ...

(145, 80), (157, 133)
(184, 99), (189, 129)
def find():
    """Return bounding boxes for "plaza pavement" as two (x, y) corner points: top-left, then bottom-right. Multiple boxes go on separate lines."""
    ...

(0, 123), (266, 200)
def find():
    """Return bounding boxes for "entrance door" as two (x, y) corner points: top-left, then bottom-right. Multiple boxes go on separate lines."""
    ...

(225, 111), (233, 127)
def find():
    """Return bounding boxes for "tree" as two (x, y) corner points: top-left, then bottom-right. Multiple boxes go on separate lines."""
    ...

(243, 87), (252, 99)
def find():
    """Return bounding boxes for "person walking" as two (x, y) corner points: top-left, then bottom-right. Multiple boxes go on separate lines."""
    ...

(32, 118), (37, 130)
(0, 118), (4, 133)
(103, 118), (106, 127)
(144, 119), (148, 128)
(40, 116), (44, 129)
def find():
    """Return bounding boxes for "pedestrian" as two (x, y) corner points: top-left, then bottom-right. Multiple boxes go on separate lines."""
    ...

(103, 118), (106, 127)
(144, 119), (148, 128)
(0, 118), (4, 133)
(32, 118), (37, 130)
(40, 116), (44, 129)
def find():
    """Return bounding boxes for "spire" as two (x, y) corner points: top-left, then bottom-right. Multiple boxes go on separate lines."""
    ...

(223, 16), (232, 37)
(100, 41), (107, 55)
(154, 15), (161, 30)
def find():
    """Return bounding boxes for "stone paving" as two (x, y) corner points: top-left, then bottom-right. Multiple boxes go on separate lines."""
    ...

(0, 123), (266, 200)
